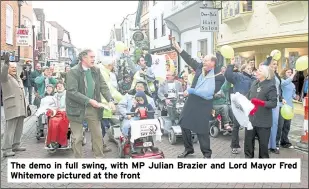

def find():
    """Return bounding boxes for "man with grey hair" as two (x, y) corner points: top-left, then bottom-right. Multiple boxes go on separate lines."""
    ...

(0, 53), (27, 157)
(172, 38), (218, 159)
(66, 49), (115, 158)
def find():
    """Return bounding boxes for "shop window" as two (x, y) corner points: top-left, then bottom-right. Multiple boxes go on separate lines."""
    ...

(154, 19), (157, 39)
(242, 0), (253, 12)
(199, 39), (208, 57)
(6, 4), (13, 45)
(185, 42), (192, 56)
(161, 14), (166, 36)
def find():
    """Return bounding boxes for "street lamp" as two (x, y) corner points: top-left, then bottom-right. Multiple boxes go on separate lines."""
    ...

(17, 0), (23, 62)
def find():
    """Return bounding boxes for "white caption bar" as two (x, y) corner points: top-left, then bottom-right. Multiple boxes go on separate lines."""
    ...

(7, 158), (301, 183)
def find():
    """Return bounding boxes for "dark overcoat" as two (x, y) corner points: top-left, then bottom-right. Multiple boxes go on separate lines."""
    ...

(178, 50), (219, 134)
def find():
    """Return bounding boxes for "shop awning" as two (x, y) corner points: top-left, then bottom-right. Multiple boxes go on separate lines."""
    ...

(164, 1), (205, 34)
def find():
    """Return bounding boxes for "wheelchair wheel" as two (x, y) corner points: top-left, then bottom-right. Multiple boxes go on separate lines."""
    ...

(210, 124), (219, 138)
(168, 130), (177, 145)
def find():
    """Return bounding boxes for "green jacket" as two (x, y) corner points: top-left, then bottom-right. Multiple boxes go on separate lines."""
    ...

(213, 80), (232, 106)
(65, 63), (112, 123)
(30, 70), (41, 87)
(34, 75), (57, 97)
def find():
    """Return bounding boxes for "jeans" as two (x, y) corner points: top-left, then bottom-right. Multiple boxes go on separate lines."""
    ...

(24, 86), (33, 105)
(276, 108), (292, 147)
(101, 119), (111, 138)
(121, 117), (139, 136)
(268, 105), (279, 149)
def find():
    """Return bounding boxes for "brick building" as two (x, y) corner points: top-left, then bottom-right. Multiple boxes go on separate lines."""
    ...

(20, 1), (33, 63)
(0, 1), (19, 60)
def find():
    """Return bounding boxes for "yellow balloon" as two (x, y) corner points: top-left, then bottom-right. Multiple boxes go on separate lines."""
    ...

(295, 56), (308, 71)
(115, 41), (125, 53)
(280, 104), (294, 120)
(220, 45), (234, 59)
(270, 49), (281, 61)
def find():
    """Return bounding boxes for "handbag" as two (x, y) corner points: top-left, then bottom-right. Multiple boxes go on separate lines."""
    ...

(27, 105), (32, 117)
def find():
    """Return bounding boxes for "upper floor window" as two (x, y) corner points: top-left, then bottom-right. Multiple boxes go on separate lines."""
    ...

(172, 1), (176, 6)
(223, 0), (253, 19)
(63, 33), (69, 43)
(153, 0), (156, 6)
(6, 5), (13, 45)
(199, 39), (208, 57)
(154, 18), (157, 39)
(161, 14), (166, 36)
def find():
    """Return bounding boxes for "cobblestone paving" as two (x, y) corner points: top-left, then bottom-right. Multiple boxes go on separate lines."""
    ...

(0, 112), (308, 188)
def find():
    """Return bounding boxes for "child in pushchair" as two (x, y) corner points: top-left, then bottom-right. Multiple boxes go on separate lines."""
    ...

(127, 91), (158, 153)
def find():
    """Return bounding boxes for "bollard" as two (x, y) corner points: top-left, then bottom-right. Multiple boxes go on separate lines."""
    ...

(295, 96), (308, 152)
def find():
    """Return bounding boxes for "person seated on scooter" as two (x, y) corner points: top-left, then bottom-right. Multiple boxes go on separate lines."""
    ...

(213, 80), (232, 131)
(129, 91), (157, 153)
(37, 84), (55, 137)
(158, 71), (183, 124)
(118, 80), (156, 138)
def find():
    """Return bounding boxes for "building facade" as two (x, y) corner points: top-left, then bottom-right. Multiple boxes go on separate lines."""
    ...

(148, 1), (179, 71)
(45, 21), (58, 61)
(163, 1), (215, 72)
(33, 8), (48, 66)
(217, 1), (308, 71)
(19, 1), (33, 63)
(48, 21), (75, 65)
(120, 12), (136, 49)
(217, 1), (308, 114)
(1, 1), (19, 61)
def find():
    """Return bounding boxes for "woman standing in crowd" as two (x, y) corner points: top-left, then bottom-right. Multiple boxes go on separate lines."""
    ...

(225, 59), (255, 154)
(265, 58), (284, 154)
(276, 68), (298, 151)
(245, 64), (277, 158)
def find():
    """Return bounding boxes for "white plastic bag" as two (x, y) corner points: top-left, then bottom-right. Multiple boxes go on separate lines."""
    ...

(230, 92), (254, 130)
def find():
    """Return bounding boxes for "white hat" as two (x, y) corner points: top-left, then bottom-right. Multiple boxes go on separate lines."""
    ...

(101, 56), (116, 66)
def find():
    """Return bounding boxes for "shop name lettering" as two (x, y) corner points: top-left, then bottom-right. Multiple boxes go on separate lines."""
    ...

(201, 11), (217, 17)
(17, 30), (29, 35)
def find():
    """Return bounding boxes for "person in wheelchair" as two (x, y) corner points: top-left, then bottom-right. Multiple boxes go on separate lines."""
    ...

(157, 71), (183, 124)
(36, 84), (55, 138)
(213, 80), (233, 131)
(45, 81), (69, 150)
(128, 91), (156, 153)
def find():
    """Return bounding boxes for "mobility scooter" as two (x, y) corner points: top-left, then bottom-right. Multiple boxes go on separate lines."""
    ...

(157, 90), (198, 145)
(109, 108), (164, 159)
(209, 109), (233, 138)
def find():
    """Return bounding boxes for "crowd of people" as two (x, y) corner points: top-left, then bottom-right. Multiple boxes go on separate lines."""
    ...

(0, 37), (308, 159)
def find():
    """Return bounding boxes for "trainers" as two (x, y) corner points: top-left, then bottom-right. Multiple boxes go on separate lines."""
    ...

(3, 151), (15, 157)
(12, 146), (26, 152)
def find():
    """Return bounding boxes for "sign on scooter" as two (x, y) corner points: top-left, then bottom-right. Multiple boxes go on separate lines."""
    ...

(140, 124), (157, 137)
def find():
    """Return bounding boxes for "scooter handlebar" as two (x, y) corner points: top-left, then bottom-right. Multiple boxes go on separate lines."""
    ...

(125, 110), (155, 116)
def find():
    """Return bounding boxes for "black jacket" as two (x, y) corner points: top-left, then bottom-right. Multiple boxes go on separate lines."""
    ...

(247, 79), (277, 128)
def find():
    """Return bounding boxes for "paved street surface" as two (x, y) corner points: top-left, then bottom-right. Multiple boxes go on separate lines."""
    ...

(0, 111), (308, 188)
